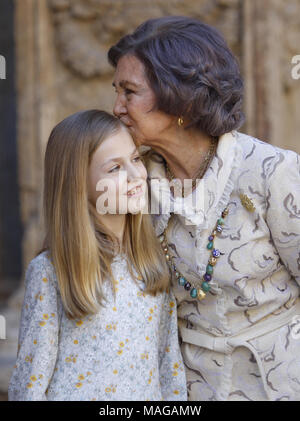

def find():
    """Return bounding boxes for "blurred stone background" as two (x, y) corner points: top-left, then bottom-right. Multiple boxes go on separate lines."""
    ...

(0, 0), (300, 401)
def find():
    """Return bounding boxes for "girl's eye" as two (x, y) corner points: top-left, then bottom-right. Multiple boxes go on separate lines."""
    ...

(108, 165), (120, 173)
(133, 156), (141, 162)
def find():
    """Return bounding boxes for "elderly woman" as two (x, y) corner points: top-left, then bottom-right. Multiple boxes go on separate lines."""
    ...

(108, 16), (300, 401)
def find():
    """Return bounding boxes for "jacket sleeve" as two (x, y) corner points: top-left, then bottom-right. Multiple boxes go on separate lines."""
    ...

(264, 148), (300, 285)
(158, 289), (187, 401)
(8, 254), (60, 401)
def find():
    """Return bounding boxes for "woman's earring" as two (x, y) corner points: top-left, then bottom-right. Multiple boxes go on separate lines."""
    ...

(178, 116), (184, 126)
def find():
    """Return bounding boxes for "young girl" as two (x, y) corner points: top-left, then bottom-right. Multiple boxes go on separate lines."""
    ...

(8, 110), (187, 401)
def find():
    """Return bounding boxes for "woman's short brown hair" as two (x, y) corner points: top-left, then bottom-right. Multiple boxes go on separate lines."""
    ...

(108, 15), (245, 137)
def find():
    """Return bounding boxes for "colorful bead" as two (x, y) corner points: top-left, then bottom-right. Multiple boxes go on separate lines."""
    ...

(203, 273), (212, 282)
(212, 249), (220, 258)
(208, 235), (214, 242)
(201, 282), (210, 292)
(184, 282), (191, 291)
(197, 289), (206, 300)
(209, 256), (217, 266)
(206, 264), (213, 275)
(217, 218), (224, 225)
(216, 225), (223, 233)
(190, 288), (198, 298)
(207, 241), (213, 250)
(178, 276), (186, 286)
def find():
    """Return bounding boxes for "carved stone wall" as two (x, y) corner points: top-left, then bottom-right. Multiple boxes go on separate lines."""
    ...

(0, 0), (300, 398)
(243, 0), (300, 152)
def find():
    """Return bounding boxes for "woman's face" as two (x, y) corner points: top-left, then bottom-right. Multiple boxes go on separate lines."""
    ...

(88, 126), (148, 215)
(112, 54), (175, 146)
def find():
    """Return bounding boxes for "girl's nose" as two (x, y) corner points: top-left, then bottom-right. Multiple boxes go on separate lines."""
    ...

(127, 163), (141, 182)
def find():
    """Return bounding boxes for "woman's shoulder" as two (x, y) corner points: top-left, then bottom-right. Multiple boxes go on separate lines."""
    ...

(236, 131), (299, 162)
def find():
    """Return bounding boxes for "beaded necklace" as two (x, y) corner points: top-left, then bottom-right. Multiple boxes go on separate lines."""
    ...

(159, 207), (229, 300)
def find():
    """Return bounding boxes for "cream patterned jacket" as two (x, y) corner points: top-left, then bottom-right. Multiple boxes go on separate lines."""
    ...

(143, 131), (300, 401)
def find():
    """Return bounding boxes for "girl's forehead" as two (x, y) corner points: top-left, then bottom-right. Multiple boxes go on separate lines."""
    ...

(91, 129), (136, 166)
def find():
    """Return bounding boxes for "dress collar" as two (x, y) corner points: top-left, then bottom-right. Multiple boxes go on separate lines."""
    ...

(144, 131), (243, 236)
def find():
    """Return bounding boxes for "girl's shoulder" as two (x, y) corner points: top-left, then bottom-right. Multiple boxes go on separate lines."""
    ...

(25, 250), (58, 290)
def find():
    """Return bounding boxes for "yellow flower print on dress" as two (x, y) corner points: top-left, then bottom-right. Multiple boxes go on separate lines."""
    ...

(141, 352), (149, 360)
(105, 385), (117, 394)
(65, 354), (78, 363)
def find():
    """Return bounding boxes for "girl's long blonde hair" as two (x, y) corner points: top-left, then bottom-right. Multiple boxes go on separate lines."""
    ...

(37, 110), (170, 320)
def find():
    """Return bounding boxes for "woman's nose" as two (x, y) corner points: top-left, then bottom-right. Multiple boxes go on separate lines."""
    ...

(113, 93), (127, 118)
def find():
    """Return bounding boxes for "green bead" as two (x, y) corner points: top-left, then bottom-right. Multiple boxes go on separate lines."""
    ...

(207, 241), (213, 250)
(217, 217), (225, 225)
(178, 276), (186, 286)
(190, 288), (198, 298)
(206, 264), (213, 275)
(201, 281), (210, 292)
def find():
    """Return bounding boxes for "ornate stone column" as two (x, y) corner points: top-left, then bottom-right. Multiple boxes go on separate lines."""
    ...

(243, 0), (300, 153)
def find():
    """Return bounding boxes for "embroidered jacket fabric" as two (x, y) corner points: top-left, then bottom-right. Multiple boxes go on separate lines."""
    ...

(8, 252), (187, 401)
(143, 131), (300, 401)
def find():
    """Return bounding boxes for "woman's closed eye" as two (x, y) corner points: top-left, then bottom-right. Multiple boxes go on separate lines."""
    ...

(124, 88), (135, 97)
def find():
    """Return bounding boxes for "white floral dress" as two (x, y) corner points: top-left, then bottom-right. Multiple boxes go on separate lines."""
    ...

(8, 251), (187, 401)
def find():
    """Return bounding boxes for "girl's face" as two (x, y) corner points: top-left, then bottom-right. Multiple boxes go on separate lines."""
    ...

(88, 126), (148, 215)
(112, 54), (175, 146)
